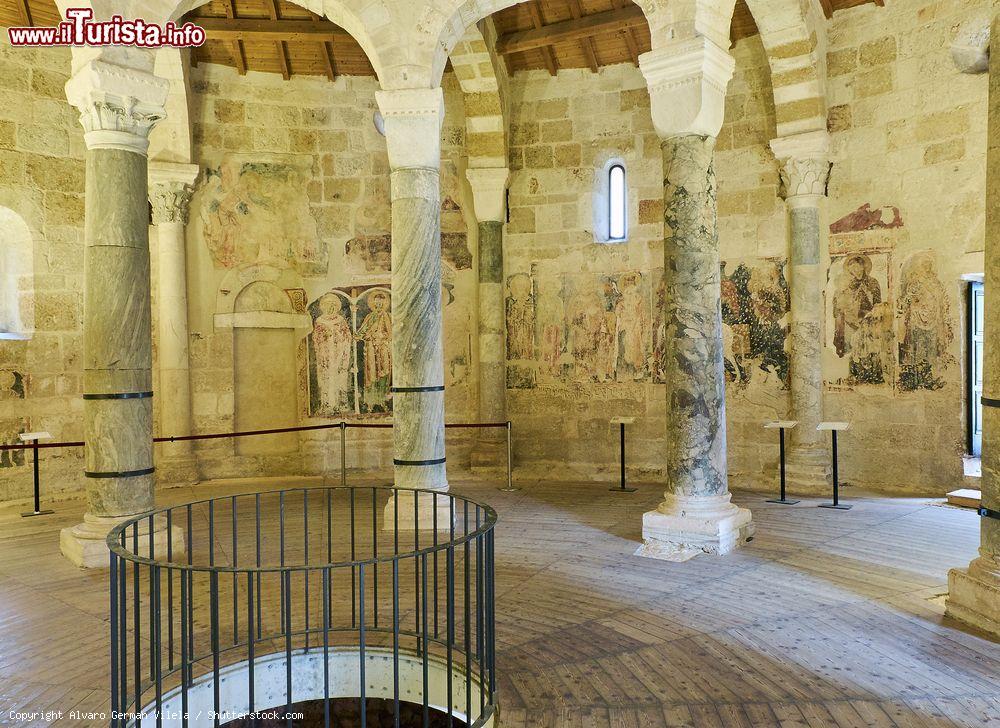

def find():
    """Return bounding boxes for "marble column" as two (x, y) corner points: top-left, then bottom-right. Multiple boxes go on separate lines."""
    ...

(946, 15), (1000, 637)
(59, 56), (177, 568)
(150, 162), (199, 486)
(636, 38), (753, 561)
(771, 132), (832, 490)
(466, 167), (510, 469)
(375, 88), (450, 526)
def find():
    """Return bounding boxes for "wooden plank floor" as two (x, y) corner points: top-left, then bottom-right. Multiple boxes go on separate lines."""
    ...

(0, 479), (998, 727)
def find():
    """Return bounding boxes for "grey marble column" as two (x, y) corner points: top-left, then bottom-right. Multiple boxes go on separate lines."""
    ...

(638, 134), (753, 561)
(376, 89), (449, 497)
(59, 56), (176, 568)
(389, 165), (447, 489)
(150, 163), (199, 485)
(947, 15), (1000, 636)
(771, 134), (832, 489)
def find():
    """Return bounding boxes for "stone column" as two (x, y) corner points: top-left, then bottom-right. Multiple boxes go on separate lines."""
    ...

(59, 55), (175, 568)
(770, 132), (832, 490)
(636, 38), (753, 561)
(466, 167), (510, 469)
(375, 88), (449, 506)
(150, 162), (199, 486)
(946, 16), (1000, 637)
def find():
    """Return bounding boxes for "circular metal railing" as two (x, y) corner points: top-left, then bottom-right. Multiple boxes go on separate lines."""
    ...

(108, 486), (497, 727)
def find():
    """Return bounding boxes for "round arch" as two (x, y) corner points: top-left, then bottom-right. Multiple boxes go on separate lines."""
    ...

(0, 206), (35, 340)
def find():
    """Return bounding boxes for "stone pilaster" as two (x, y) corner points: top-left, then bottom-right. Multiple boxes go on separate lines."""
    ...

(150, 161), (199, 486)
(771, 131), (832, 492)
(60, 55), (177, 568)
(947, 16), (1000, 637)
(466, 167), (509, 469)
(635, 38), (753, 561)
(376, 88), (449, 501)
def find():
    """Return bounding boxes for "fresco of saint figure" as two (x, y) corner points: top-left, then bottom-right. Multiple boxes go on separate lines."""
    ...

(849, 301), (895, 385)
(833, 254), (882, 359)
(535, 285), (566, 378)
(898, 252), (952, 391)
(356, 290), (392, 413)
(614, 273), (649, 380)
(505, 274), (535, 361)
(310, 294), (353, 415)
(720, 260), (789, 390)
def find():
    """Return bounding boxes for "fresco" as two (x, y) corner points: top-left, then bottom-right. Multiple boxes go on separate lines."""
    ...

(826, 252), (895, 388)
(198, 155), (326, 274)
(830, 203), (903, 234)
(345, 234), (391, 274)
(306, 286), (392, 417)
(720, 259), (790, 392)
(0, 418), (27, 468)
(897, 251), (954, 391)
(0, 370), (25, 401)
(505, 272), (536, 389)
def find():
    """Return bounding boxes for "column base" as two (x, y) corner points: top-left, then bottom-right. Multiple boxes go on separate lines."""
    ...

(784, 445), (831, 492)
(383, 488), (454, 532)
(60, 512), (185, 569)
(636, 493), (754, 562)
(470, 439), (506, 473)
(156, 454), (200, 488)
(946, 554), (1000, 638)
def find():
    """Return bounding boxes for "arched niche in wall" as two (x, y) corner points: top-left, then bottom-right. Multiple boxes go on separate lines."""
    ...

(0, 207), (34, 340)
(217, 270), (311, 457)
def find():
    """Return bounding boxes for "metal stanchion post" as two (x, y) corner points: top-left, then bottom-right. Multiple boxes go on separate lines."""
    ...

(764, 421), (799, 505)
(20, 431), (54, 518)
(498, 421), (519, 492)
(340, 421), (347, 488)
(818, 421), (851, 510)
(609, 417), (637, 492)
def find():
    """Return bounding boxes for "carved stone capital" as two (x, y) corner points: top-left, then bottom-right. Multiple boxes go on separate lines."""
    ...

(465, 167), (509, 223)
(374, 88), (444, 170)
(149, 162), (199, 224)
(639, 37), (734, 139)
(771, 131), (831, 203)
(65, 58), (169, 154)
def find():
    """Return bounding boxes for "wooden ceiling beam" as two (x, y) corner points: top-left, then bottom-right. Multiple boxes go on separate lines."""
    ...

(267, 0), (291, 80)
(610, 0), (639, 66)
(17, 0), (33, 26)
(496, 4), (646, 56)
(566, 0), (600, 73)
(220, 0), (247, 75)
(818, 0), (834, 19)
(195, 17), (350, 43)
(527, 2), (559, 76)
(310, 11), (338, 82)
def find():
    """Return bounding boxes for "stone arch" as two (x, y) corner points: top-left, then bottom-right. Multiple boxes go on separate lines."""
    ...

(0, 207), (34, 340)
(449, 22), (507, 170)
(743, 0), (827, 137)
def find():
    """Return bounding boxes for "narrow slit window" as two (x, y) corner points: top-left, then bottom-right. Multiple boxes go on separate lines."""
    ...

(608, 164), (626, 241)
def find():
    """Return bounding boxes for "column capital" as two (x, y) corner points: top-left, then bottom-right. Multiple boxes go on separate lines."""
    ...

(149, 162), (199, 225)
(65, 57), (169, 154)
(639, 36), (734, 139)
(375, 88), (444, 170)
(465, 167), (509, 223)
(770, 131), (831, 203)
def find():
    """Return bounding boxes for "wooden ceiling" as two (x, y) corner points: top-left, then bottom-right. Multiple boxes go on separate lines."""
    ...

(1, 0), (884, 80)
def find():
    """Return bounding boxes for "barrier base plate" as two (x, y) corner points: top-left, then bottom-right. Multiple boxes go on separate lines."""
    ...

(766, 498), (800, 505)
(818, 503), (852, 510)
(21, 509), (54, 518)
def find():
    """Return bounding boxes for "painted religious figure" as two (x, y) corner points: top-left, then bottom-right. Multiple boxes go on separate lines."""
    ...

(306, 286), (393, 417)
(505, 273), (536, 388)
(720, 260), (790, 391)
(356, 290), (392, 412)
(898, 251), (953, 391)
(613, 272), (649, 381)
(311, 294), (354, 414)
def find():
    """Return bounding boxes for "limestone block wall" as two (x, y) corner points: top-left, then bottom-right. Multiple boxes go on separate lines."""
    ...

(183, 66), (479, 483)
(0, 41), (87, 503)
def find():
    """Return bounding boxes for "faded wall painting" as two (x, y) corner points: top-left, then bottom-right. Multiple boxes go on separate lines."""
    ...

(0, 418), (27, 468)
(345, 234), (392, 274)
(720, 259), (790, 392)
(505, 272), (536, 389)
(897, 251), (954, 391)
(306, 286), (392, 416)
(825, 252), (895, 388)
(197, 154), (327, 275)
(0, 370), (25, 401)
